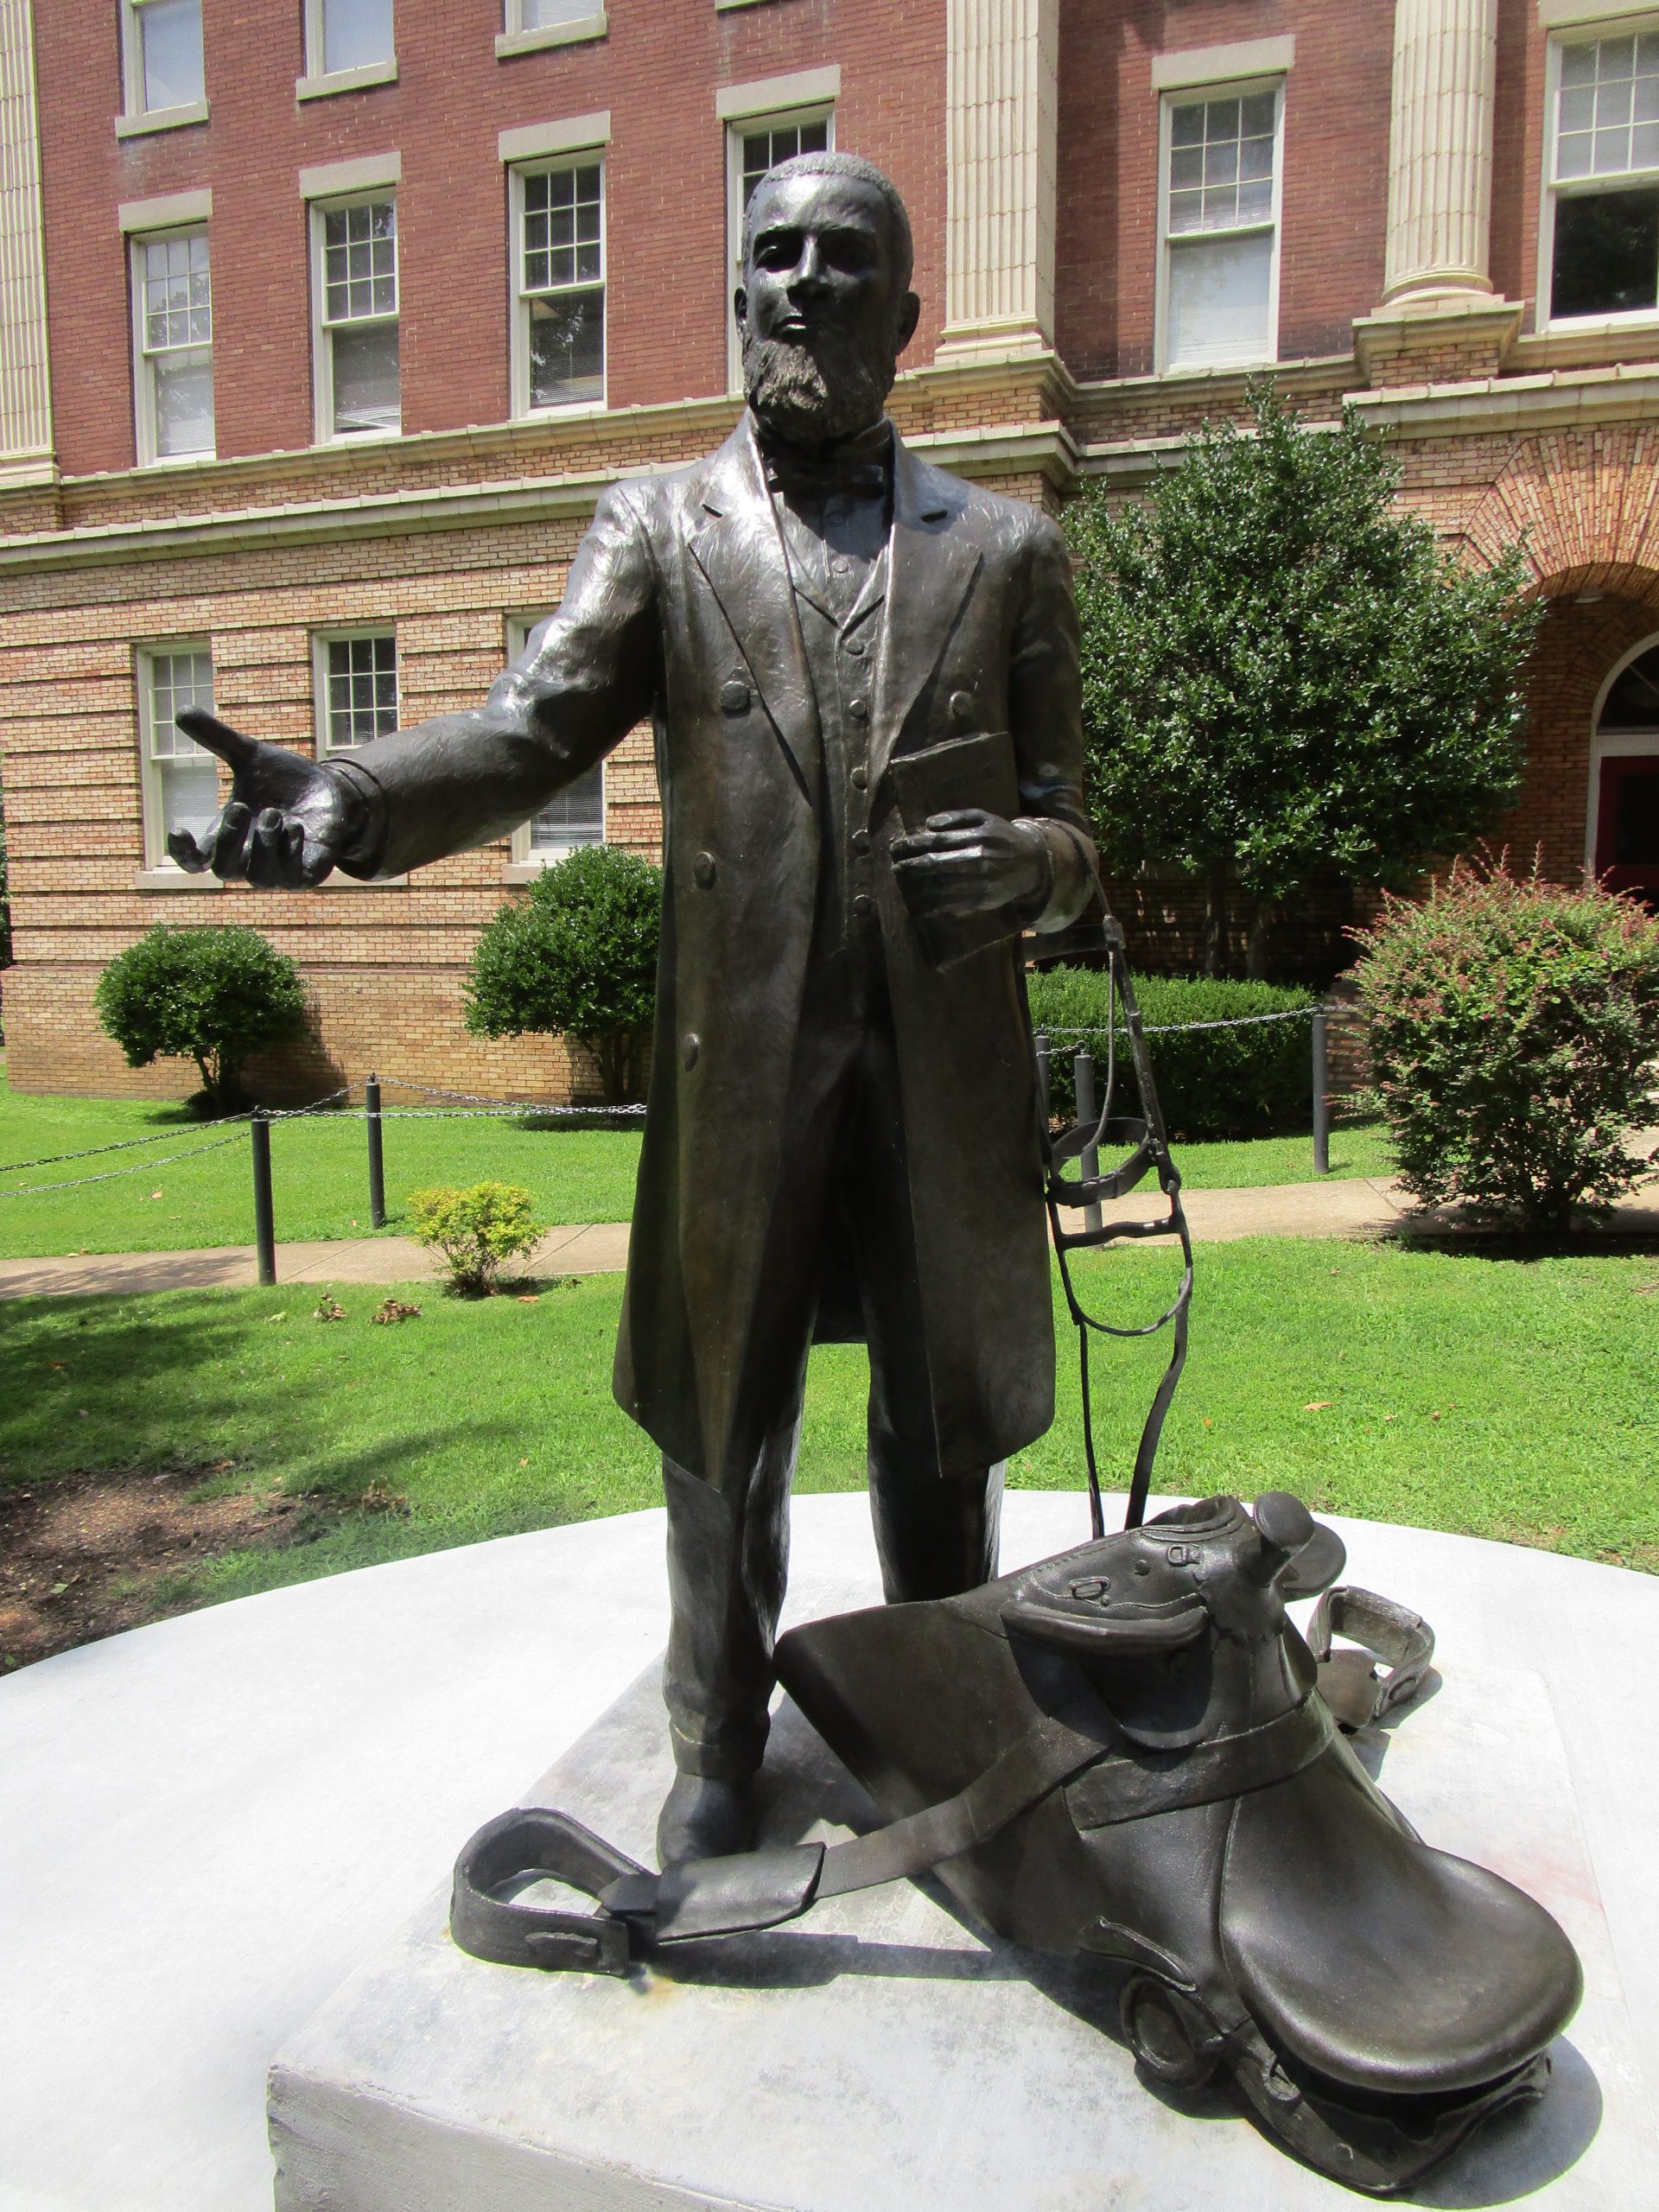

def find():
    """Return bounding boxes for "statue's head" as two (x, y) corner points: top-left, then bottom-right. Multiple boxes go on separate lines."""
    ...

(735, 152), (921, 449)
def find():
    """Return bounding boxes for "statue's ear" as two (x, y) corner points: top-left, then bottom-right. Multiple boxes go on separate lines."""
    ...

(895, 289), (921, 355)
(734, 285), (749, 337)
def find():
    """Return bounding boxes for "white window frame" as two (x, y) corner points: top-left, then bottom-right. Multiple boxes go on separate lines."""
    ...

(498, 0), (608, 60)
(117, 0), (208, 137)
(135, 640), (219, 876)
(725, 105), (836, 392)
(299, 0), (398, 99)
(129, 223), (215, 468)
(312, 627), (399, 756)
(508, 156), (607, 419)
(1537, 19), (1659, 333)
(309, 191), (401, 446)
(505, 613), (606, 871)
(1154, 75), (1284, 377)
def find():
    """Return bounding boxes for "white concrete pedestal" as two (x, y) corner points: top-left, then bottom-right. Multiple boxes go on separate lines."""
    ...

(268, 1581), (1649, 2210)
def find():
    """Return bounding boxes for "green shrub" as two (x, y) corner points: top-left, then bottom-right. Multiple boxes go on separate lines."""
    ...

(1353, 858), (1659, 1232)
(465, 843), (661, 1104)
(405, 1181), (543, 1295)
(93, 923), (307, 1111)
(1027, 966), (1318, 1139)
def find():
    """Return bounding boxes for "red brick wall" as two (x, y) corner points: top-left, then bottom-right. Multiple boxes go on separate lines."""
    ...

(1054, 0), (1393, 384)
(35, 0), (947, 479)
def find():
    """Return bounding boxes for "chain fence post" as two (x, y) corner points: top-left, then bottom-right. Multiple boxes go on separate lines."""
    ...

(1312, 1008), (1331, 1177)
(251, 1110), (276, 1287)
(365, 1073), (386, 1229)
(1034, 1029), (1051, 1122)
(1073, 1047), (1103, 1235)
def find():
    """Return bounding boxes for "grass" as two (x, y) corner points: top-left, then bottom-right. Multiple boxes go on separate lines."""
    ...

(0, 1061), (1392, 1260)
(2, 1236), (1651, 1655)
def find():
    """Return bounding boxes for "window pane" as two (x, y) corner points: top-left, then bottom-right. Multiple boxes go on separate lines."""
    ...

(142, 232), (212, 351)
(1552, 186), (1659, 316)
(529, 764), (604, 849)
(1166, 92), (1277, 235)
(1557, 33), (1659, 180)
(148, 650), (213, 755)
(522, 0), (594, 22)
(137, 0), (204, 110)
(1166, 231), (1273, 366)
(1601, 645), (1659, 728)
(331, 322), (400, 434)
(323, 200), (397, 322)
(529, 287), (604, 406)
(523, 165), (601, 294)
(158, 753), (221, 844)
(153, 349), (214, 455)
(325, 635), (397, 747)
(741, 117), (830, 209)
(321, 0), (394, 73)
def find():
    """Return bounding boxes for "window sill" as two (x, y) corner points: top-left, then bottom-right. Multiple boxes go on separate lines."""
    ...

(315, 871), (410, 889)
(715, 0), (785, 10)
(114, 100), (209, 140)
(1538, 309), (1659, 338)
(314, 424), (404, 449)
(496, 13), (608, 57)
(1157, 354), (1278, 379)
(296, 59), (398, 102)
(135, 449), (218, 472)
(505, 854), (600, 880)
(512, 397), (608, 424)
(136, 868), (225, 891)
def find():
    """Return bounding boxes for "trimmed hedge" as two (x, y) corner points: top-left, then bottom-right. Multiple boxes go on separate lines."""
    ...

(1027, 966), (1319, 1140)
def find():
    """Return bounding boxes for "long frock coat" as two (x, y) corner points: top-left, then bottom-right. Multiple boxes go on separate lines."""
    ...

(335, 415), (1095, 1490)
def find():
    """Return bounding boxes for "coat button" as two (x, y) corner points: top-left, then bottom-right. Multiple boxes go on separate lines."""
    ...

(693, 851), (716, 888)
(851, 829), (870, 855)
(845, 638), (867, 658)
(720, 680), (750, 715)
(850, 764), (868, 791)
(852, 893), (874, 918)
(849, 698), (870, 722)
(949, 690), (975, 725)
(681, 1033), (700, 1070)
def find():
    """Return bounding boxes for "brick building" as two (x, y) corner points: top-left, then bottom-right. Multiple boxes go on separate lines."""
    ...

(1, 0), (1656, 1099)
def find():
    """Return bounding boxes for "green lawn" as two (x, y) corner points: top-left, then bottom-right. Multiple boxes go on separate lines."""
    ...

(2, 1237), (1650, 1650)
(0, 1063), (1392, 1259)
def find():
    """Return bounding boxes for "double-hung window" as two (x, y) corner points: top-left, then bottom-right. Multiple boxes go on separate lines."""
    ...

(506, 615), (604, 861)
(314, 196), (400, 439)
(1159, 83), (1282, 372)
(121, 0), (205, 122)
(137, 645), (218, 867)
(132, 229), (214, 462)
(726, 108), (832, 385)
(315, 632), (399, 753)
(1545, 30), (1659, 322)
(513, 161), (606, 412)
(307, 0), (395, 76)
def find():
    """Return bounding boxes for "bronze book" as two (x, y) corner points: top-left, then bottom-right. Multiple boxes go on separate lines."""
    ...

(885, 729), (1023, 969)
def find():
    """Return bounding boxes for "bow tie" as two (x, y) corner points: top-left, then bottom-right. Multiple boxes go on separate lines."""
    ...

(757, 419), (893, 504)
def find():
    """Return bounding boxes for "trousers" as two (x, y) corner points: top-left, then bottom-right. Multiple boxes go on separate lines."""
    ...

(662, 933), (1004, 1778)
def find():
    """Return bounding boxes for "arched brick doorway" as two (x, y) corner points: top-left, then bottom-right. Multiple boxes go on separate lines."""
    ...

(1591, 639), (1659, 906)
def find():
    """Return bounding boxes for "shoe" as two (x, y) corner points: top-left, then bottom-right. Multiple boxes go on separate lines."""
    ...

(657, 1770), (756, 1868)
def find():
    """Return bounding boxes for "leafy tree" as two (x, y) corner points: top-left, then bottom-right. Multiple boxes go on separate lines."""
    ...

(1065, 380), (1543, 976)
(93, 923), (307, 1110)
(1355, 855), (1659, 1233)
(465, 842), (662, 1104)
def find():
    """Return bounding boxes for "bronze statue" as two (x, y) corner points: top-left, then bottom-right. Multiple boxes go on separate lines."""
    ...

(172, 151), (1098, 1866)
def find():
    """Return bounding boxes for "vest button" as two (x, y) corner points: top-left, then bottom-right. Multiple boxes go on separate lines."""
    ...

(950, 690), (975, 725)
(849, 698), (870, 722)
(852, 893), (874, 918)
(845, 639), (867, 658)
(693, 851), (716, 888)
(681, 1033), (700, 1070)
(720, 680), (750, 715)
(850, 764), (868, 790)
(851, 829), (870, 856)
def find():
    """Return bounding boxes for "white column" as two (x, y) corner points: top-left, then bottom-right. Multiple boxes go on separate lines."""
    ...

(0, 0), (52, 480)
(1382, 0), (1499, 301)
(939, 0), (1058, 359)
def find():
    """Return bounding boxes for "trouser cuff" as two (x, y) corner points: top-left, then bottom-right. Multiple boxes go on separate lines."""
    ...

(669, 1715), (769, 1780)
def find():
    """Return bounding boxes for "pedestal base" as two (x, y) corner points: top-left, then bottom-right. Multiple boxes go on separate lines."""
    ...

(270, 1613), (1638, 2210)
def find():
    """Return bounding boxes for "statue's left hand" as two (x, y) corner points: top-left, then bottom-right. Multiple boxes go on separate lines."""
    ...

(891, 809), (1051, 920)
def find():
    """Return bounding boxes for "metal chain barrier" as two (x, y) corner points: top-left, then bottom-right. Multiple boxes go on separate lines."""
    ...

(0, 1128), (253, 1197)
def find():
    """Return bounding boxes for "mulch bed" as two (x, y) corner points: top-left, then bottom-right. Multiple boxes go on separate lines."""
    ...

(0, 1468), (344, 1671)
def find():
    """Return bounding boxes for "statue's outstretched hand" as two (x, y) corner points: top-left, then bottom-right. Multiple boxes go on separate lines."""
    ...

(168, 709), (367, 888)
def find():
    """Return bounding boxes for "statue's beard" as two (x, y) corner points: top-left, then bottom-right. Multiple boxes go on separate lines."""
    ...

(741, 326), (895, 448)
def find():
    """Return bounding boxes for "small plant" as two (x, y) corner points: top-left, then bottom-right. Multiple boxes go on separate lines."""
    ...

(313, 1294), (346, 1323)
(405, 1179), (543, 1294)
(93, 923), (308, 1112)
(1353, 855), (1659, 1232)
(464, 843), (662, 1104)
(371, 1297), (423, 1325)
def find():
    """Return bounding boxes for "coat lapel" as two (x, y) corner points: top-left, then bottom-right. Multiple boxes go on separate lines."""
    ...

(872, 435), (984, 781)
(684, 420), (820, 803)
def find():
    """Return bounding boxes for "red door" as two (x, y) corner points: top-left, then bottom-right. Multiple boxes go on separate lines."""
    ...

(1596, 753), (1659, 906)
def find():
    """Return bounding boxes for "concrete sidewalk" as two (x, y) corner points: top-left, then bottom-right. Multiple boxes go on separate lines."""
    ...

(4, 1169), (1655, 1300)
